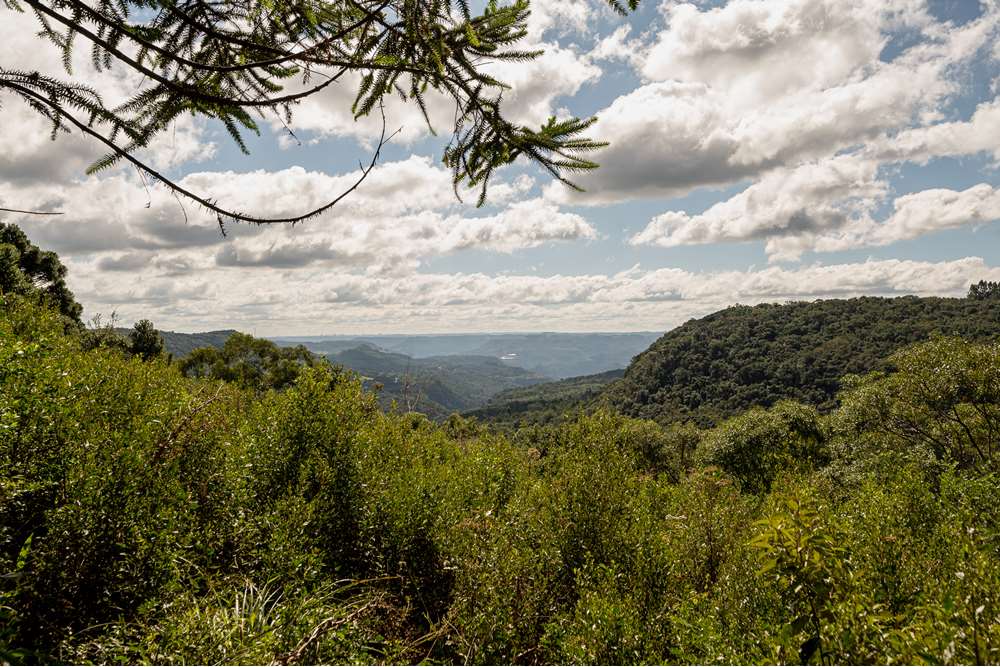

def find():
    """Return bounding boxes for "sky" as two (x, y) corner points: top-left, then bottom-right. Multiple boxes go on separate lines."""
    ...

(1, 0), (999, 335)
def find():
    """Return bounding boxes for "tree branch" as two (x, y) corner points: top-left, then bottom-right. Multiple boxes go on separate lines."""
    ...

(4, 80), (399, 226)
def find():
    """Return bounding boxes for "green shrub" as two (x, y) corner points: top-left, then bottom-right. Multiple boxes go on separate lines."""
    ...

(835, 336), (1000, 473)
(698, 401), (827, 494)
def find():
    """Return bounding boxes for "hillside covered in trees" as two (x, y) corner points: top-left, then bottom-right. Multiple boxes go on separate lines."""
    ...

(472, 295), (1000, 429)
(602, 296), (1000, 426)
(150, 329), (239, 359)
(467, 369), (624, 428)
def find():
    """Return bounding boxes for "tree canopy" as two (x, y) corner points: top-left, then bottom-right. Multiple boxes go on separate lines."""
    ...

(600, 295), (1000, 426)
(178, 331), (325, 391)
(0, 222), (82, 322)
(1, 0), (639, 224)
(969, 280), (1000, 300)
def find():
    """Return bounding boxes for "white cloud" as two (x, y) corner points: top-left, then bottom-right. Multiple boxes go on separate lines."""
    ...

(869, 97), (1000, 163)
(761, 182), (1000, 260)
(591, 25), (640, 62)
(546, 0), (997, 205)
(59, 255), (1000, 334)
(631, 152), (1000, 260)
(2, 156), (593, 273)
(865, 183), (1000, 246)
(526, 0), (598, 41)
(630, 154), (886, 257)
(642, 0), (899, 103)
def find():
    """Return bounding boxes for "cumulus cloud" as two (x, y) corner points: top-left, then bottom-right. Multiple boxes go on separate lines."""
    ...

(631, 149), (1000, 261)
(546, 0), (998, 205)
(864, 184), (1000, 246)
(2, 156), (593, 274)
(641, 0), (927, 104)
(868, 97), (1000, 163)
(630, 154), (886, 256)
(525, 0), (597, 41)
(211, 198), (595, 272)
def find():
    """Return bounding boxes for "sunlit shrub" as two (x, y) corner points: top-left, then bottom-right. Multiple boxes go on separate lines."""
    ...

(698, 401), (827, 494)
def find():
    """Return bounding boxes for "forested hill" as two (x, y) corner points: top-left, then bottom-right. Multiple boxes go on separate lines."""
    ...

(600, 295), (1000, 426)
(466, 369), (624, 427)
(116, 328), (237, 358)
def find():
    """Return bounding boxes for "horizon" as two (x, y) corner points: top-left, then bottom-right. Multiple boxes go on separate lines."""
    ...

(148, 288), (984, 337)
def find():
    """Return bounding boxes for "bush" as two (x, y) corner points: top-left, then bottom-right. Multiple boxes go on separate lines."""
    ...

(835, 336), (1000, 473)
(698, 401), (827, 494)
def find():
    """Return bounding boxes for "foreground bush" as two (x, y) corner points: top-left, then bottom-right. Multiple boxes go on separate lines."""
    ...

(2, 295), (1000, 664)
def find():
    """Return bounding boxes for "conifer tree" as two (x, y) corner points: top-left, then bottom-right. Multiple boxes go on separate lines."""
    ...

(968, 280), (1000, 300)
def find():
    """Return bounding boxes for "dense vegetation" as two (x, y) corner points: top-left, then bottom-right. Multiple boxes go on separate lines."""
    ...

(178, 332), (323, 393)
(600, 296), (1000, 427)
(467, 369), (624, 429)
(0, 222), (81, 324)
(4, 281), (1000, 663)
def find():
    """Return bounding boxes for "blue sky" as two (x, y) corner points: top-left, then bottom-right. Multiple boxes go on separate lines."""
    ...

(1, 0), (999, 334)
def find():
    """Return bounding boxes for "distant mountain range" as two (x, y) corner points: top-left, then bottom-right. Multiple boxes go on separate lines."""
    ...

(327, 344), (549, 418)
(270, 332), (660, 379)
(155, 330), (657, 417)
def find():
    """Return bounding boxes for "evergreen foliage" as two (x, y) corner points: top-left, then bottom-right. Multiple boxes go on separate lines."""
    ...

(127, 318), (165, 360)
(0, 222), (82, 322)
(1, 0), (639, 223)
(969, 280), (1000, 300)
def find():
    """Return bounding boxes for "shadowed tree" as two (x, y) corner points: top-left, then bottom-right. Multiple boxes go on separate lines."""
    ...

(128, 318), (165, 361)
(0, 0), (639, 226)
(178, 332), (326, 391)
(0, 222), (82, 322)
(968, 280), (1000, 300)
